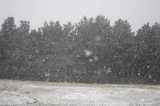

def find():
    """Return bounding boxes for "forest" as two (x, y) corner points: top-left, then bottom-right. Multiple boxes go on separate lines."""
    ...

(0, 15), (160, 84)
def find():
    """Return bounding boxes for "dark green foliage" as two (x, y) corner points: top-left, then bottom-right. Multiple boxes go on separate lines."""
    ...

(0, 17), (17, 79)
(0, 16), (160, 84)
(134, 23), (160, 84)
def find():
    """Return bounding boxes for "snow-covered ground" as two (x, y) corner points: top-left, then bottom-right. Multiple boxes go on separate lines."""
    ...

(0, 80), (160, 106)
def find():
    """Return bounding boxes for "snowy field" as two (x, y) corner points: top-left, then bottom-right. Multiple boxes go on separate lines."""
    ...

(0, 80), (160, 106)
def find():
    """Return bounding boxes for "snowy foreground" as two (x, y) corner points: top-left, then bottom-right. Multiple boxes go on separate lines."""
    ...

(0, 80), (160, 106)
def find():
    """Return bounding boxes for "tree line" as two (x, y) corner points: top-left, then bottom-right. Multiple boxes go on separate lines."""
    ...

(0, 15), (160, 84)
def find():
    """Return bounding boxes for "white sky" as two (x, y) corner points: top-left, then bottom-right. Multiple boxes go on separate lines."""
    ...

(0, 0), (160, 31)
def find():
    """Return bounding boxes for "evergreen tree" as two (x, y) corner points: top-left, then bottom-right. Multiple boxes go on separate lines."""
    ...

(0, 17), (17, 79)
(111, 19), (135, 83)
(135, 23), (160, 84)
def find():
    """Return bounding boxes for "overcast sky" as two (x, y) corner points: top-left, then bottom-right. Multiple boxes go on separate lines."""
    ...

(0, 0), (160, 31)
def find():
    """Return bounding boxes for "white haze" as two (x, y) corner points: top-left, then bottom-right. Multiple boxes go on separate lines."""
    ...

(0, 0), (160, 31)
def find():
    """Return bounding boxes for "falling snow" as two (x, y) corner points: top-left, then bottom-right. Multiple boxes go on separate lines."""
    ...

(84, 49), (93, 57)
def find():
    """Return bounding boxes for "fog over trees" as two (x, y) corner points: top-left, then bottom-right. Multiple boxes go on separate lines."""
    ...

(0, 15), (160, 84)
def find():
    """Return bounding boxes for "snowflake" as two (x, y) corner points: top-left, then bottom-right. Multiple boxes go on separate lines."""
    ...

(45, 73), (50, 77)
(93, 55), (99, 61)
(107, 68), (111, 73)
(51, 42), (55, 45)
(148, 75), (152, 79)
(42, 58), (45, 62)
(147, 65), (150, 68)
(84, 49), (93, 57)
(36, 49), (39, 53)
(89, 59), (93, 62)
